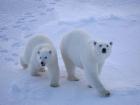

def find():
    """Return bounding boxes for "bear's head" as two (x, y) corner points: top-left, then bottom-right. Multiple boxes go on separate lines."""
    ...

(36, 45), (53, 67)
(92, 41), (113, 60)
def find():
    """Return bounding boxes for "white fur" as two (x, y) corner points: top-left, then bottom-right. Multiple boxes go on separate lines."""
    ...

(60, 30), (112, 96)
(20, 35), (60, 87)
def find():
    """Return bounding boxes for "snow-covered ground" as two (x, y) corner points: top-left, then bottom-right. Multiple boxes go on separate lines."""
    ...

(0, 0), (140, 105)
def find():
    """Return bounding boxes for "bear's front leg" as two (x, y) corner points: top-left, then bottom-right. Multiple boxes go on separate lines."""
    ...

(98, 62), (104, 75)
(48, 60), (60, 87)
(39, 68), (46, 72)
(84, 62), (110, 97)
(28, 64), (40, 76)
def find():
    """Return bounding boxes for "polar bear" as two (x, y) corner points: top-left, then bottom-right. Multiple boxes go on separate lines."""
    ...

(60, 30), (113, 96)
(20, 35), (60, 87)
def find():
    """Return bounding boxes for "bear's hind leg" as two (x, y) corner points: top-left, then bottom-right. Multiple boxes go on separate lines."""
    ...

(20, 57), (28, 69)
(61, 51), (79, 81)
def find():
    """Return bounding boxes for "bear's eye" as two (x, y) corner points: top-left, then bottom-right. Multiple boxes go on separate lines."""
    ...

(110, 42), (113, 46)
(40, 57), (42, 59)
(99, 44), (102, 47)
(44, 56), (47, 59)
(38, 51), (40, 54)
(106, 45), (109, 47)
(93, 41), (97, 45)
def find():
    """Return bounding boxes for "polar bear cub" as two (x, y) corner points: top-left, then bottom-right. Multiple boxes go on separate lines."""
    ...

(60, 30), (113, 96)
(20, 35), (60, 87)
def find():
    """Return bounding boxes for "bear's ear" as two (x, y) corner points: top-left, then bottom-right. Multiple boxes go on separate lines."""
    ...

(49, 50), (52, 54)
(109, 42), (113, 46)
(93, 41), (97, 46)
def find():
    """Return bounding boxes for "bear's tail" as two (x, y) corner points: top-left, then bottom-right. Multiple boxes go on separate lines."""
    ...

(20, 56), (28, 69)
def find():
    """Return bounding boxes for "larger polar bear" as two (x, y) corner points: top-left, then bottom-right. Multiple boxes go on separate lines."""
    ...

(60, 30), (113, 96)
(20, 35), (60, 87)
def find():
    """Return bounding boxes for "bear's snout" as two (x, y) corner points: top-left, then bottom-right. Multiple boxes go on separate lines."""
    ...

(41, 61), (45, 66)
(102, 48), (106, 54)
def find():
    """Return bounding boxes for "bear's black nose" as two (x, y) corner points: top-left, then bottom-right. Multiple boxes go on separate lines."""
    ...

(102, 48), (106, 53)
(41, 61), (45, 66)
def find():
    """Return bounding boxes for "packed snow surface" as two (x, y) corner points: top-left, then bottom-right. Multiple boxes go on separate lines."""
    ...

(0, 0), (140, 105)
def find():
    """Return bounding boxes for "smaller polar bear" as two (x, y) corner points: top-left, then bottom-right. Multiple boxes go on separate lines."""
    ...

(60, 30), (113, 96)
(20, 35), (60, 87)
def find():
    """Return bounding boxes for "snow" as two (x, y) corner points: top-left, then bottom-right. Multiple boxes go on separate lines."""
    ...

(0, 0), (140, 105)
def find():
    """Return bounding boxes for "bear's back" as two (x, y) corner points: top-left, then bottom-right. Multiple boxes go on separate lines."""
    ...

(24, 35), (53, 64)
(62, 30), (90, 51)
